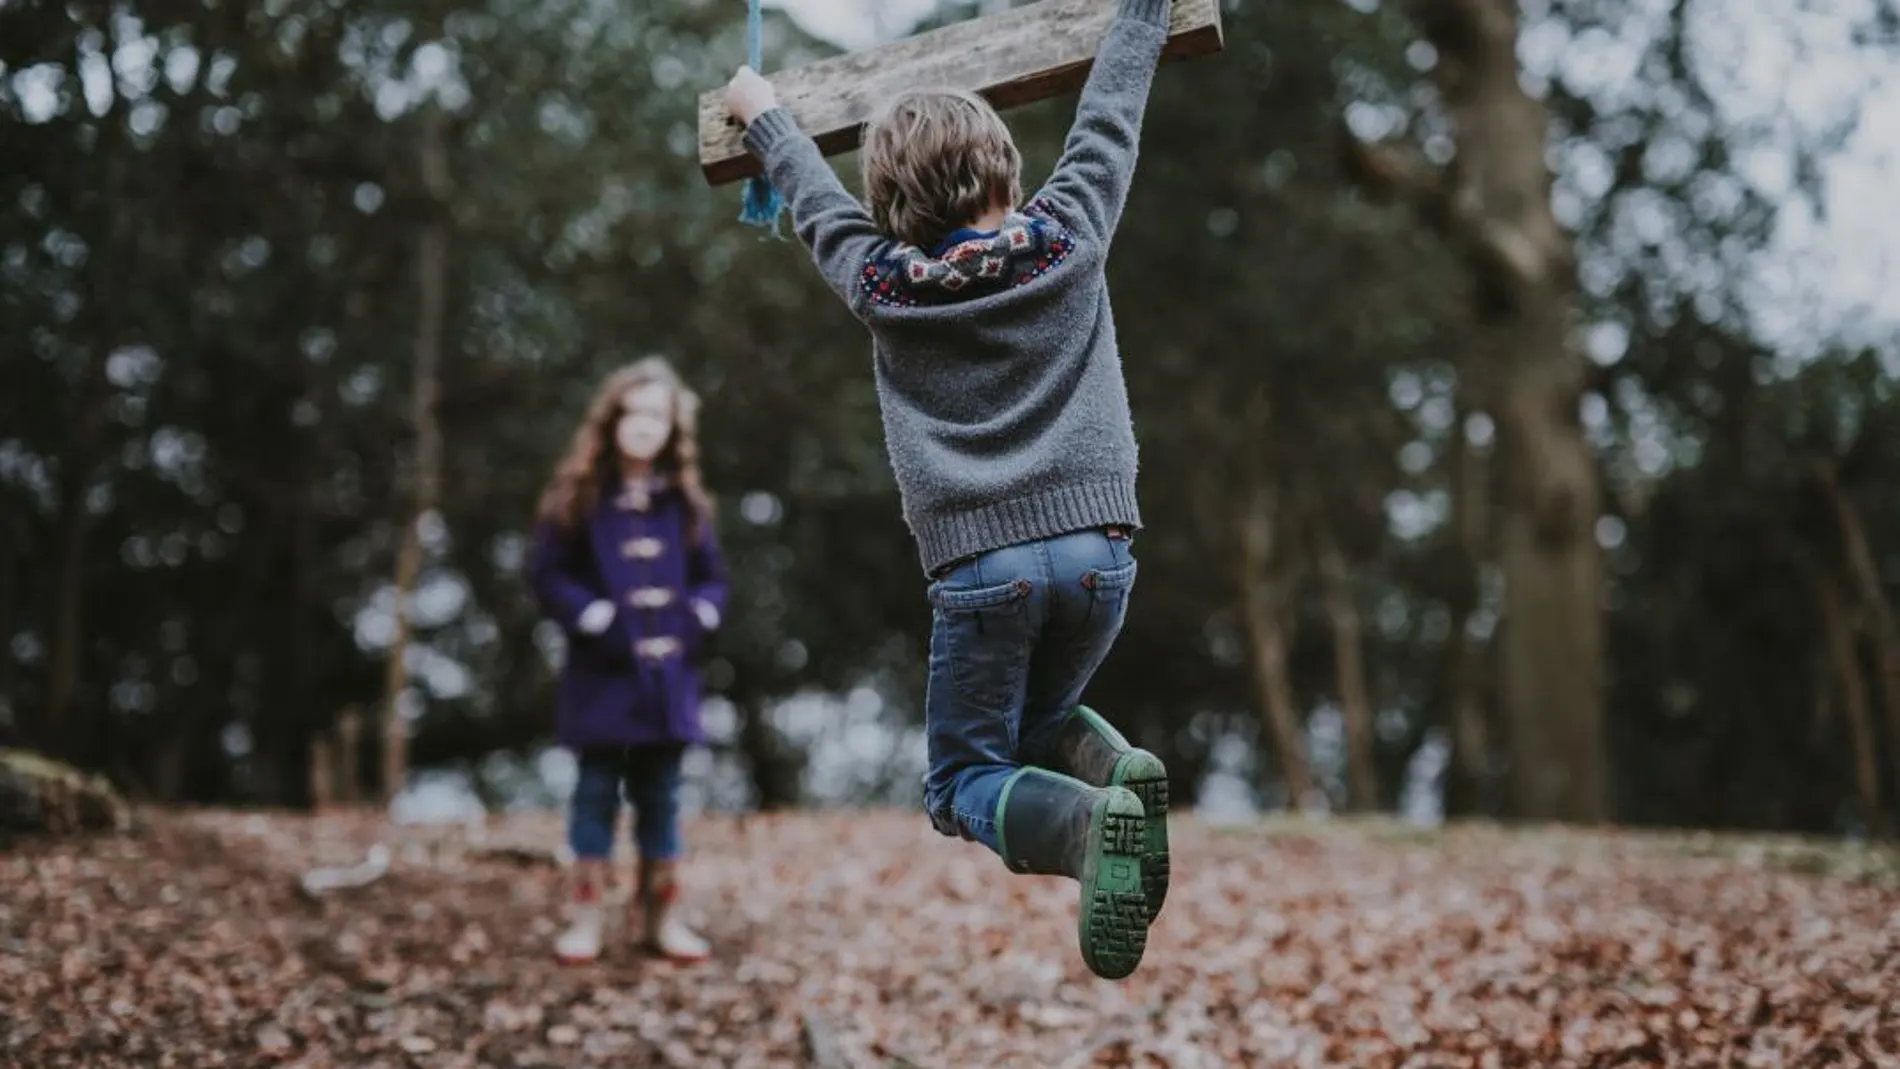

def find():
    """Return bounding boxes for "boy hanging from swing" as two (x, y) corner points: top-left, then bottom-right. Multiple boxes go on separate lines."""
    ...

(724, 0), (1177, 981)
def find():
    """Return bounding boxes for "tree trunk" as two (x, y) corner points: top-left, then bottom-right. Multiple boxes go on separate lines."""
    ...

(739, 698), (805, 811)
(255, 453), (319, 807)
(46, 486), (96, 759)
(1237, 482), (1315, 810)
(288, 487), (319, 808)
(1814, 461), (1900, 806)
(43, 48), (130, 768)
(152, 704), (210, 804)
(1494, 368), (1605, 824)
(1454, 1), (1606, 825)
(727, 680), (806, 811)
(0, 513), (20, 741)
(1440, 411), (1495, 817)
(1315, 534), (1378, 811)
(1809, 646), (1834, 745)
(44, 353), (112, 762)
(1814, 570), (1884, 836)
(381, 104), (452, 807)
(1344, 0), (1607, 822)
(46, 503), (88, 756)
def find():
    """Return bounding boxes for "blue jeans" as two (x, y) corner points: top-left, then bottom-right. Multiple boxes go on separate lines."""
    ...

(922, 527), (1137, 854)
(568, 744), (687, 861)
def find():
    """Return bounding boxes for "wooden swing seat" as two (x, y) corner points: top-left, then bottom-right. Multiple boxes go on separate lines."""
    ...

(697, 0), (1224, 187)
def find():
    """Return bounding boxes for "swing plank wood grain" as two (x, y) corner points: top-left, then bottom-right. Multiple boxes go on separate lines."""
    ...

(696, 0), (1224, 187)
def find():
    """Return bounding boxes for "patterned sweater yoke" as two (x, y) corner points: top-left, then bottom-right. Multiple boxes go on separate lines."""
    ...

(859, 208), (1078, 308)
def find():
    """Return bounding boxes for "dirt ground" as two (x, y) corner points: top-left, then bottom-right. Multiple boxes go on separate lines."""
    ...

(2, 808), (1896, 1067)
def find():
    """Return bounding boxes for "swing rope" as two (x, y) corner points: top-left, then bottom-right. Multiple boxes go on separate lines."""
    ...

(737, 0), (786, 235)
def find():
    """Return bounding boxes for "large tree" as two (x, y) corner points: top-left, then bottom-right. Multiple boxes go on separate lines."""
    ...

(1344, 0), (1607, 822)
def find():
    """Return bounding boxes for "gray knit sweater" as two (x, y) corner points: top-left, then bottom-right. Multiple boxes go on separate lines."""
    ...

(742, 0), (1172, 575)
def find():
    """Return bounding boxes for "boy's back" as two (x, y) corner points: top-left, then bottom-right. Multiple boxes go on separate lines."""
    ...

(737, 0), (1174, 575)
(726, 0), (1179, 984)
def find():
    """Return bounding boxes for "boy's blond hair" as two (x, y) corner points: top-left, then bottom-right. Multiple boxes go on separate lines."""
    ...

(861, 89), (1023, 250)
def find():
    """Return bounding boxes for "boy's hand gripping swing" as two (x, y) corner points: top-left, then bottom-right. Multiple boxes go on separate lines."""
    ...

(704, 0), (1223, 189)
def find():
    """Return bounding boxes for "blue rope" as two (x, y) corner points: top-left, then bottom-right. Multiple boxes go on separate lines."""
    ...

(738, 0), (785, 236)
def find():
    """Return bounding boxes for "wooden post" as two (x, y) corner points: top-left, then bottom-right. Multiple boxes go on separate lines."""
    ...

(309, 737), (334, 812)
(696, 0), (1224, 186)
(336, 705), (362, 805)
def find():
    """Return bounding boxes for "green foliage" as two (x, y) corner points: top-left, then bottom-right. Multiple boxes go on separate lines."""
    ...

(1, 0), (1896, 833)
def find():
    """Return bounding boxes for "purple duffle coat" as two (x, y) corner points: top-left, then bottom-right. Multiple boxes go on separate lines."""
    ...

(527, 480), (729, 750)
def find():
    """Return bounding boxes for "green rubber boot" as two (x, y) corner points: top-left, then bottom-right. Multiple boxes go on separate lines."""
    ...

(996, 768), (1149, 981)
(1045, 706), (1171, 919)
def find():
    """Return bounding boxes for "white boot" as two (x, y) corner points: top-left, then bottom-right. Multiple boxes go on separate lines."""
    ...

(641, 859), (709, 962)
(652, 909), (710, 961)
(554, 866), (608, 964)
(555, 903), (604, 963)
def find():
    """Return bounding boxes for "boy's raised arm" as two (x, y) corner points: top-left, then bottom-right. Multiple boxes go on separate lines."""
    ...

(729, 70), (889, 312)
(1033, 0), (1173, 242)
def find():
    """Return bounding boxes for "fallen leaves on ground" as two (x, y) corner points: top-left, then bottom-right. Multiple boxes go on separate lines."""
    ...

(2, 810), (1896, 1067)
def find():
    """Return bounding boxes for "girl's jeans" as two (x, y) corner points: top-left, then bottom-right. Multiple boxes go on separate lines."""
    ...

(921, 527), (1137, 854)
(568, 743), (687, 862)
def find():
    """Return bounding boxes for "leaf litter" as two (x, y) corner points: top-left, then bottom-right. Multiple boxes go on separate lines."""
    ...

(2, 810), (1895, 1067)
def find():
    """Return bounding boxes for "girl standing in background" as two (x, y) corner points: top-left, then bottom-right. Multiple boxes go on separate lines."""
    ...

(528, 357), (728, 965)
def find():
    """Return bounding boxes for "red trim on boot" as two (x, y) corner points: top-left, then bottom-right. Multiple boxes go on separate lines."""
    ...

(638, 860), (709, 964)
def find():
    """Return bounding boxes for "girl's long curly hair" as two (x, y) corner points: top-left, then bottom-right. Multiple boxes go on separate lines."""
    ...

(535, 357), (714, 538)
